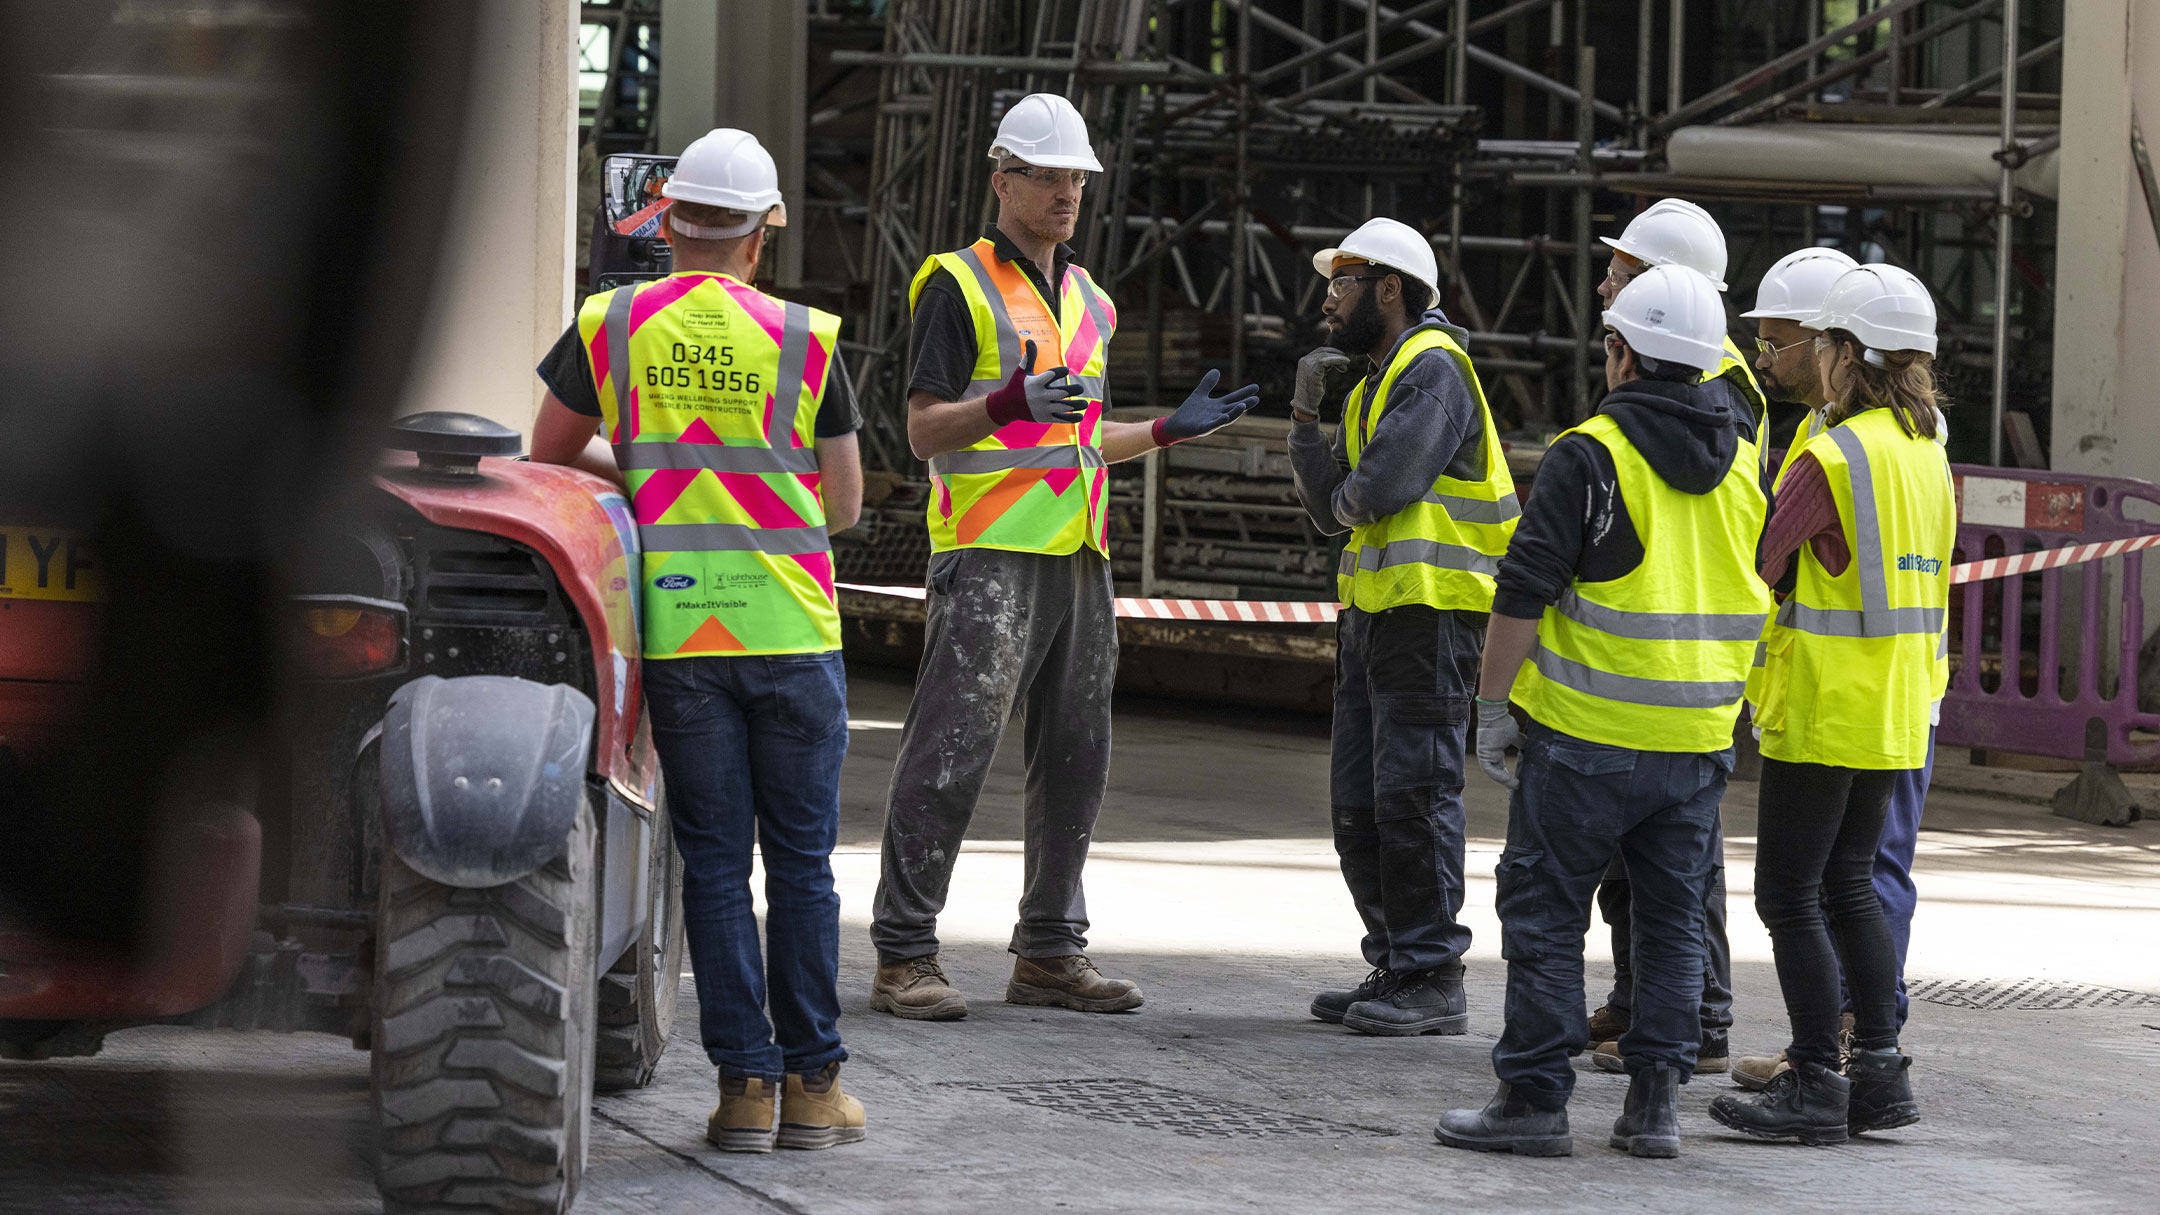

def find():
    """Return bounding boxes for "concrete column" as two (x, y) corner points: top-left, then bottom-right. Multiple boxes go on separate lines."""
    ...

(399, 0), (580, 433)
(656, 0), (806, 286)
(2051, 0), (2160, 479)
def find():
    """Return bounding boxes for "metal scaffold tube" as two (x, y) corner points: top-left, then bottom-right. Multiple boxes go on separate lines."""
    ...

(1991, 0), (2021, 468)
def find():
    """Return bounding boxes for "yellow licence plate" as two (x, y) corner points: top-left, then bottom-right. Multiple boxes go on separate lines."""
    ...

(0, 527), (104, 602)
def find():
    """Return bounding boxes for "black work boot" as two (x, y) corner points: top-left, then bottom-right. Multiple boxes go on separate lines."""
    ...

(1608, 1063), (1683, 1158)
(1435, 1083), (1572, 1156)
(1310, 968), (1392, 1025)
(1708, 1059), (1850, 1145)
(1341, 964), (1468, 1036)
(1846, 1047), (1920, 1134)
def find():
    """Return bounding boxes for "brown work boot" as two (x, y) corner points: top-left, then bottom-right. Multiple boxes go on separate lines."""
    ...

(1006, 953), (1144, 1013)
(1589, 1039), (1728, 1076)
(1586, 1004), (1630, 1049)
(871, 954), (969, 1021)
(778, 1063), (866, 1150)
(1733, 1014), (1852, 1091)
(706, 1074), (777, 1153)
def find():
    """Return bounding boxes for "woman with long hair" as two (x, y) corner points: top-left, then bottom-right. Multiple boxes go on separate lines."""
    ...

(1711, 264), (1954, 1145)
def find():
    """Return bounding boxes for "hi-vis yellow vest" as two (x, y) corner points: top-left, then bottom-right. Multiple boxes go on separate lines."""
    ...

(1774, 409), (1828, 490)
(1704, 336), (1771, 474)
(1510, 414), (1772, 752)
(577, 271), (842, 659)
(1336, 327), (1517, 612)
(1747, 407), (1955, 769)
(910, 239), (1117, 556)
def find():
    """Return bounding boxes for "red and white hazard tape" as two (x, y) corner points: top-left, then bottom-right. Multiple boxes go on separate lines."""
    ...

(842, 534), (2160, 625)
(1947, 531), (2160, 585)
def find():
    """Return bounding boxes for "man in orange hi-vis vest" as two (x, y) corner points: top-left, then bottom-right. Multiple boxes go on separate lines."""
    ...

(868, 94), (1260, 1021)
(531, 128), (866, 1155)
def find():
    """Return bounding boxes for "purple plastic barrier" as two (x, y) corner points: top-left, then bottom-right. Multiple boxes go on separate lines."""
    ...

(1938, 465), (2160, 766)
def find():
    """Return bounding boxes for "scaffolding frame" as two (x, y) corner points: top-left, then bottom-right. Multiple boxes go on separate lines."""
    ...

(812, 0), (2061, 596)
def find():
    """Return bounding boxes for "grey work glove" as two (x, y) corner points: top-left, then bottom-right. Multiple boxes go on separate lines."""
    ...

(985, 339), (1086, 426)
(1290, 347), (1354, 417)
(1155, 369), (1262, 443)
(1475, 696), (1522, 790)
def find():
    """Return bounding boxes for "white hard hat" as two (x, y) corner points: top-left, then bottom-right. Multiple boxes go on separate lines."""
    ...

(1802, 263), (1938, 356)
(1741, 247), (1859, 322)
(1311, 217), (1440, 309)
(988, 93), (1103, 172)
(663, 128), (786, 228)
(1603, 264), (1728, 372)
(1602, 198), (1729, 291)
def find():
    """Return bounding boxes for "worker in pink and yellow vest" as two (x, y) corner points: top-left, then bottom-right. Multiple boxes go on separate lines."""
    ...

(530, 127), (864, 1156)
(868, 94), (1261, 1021)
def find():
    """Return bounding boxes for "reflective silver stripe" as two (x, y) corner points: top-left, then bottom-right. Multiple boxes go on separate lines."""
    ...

(928, 445), (1106, 477)
(1530, 643), (1746, 710)
(1339, 538), (1501, 579)
(604, 282), (636, 418)
(1421, 490), (1521, 526)
(1555, 590), (1769, 642)
(1938, 629), (1949, 660)
(1828, 424), (1891, 614)
(955, 247), (1024, 373)
(1752, 639), (1768, 668)
(636, 522), (830, 555)
(615, 442), (819, 475)
(770, 300), (811, 438)
(1776, 599), (1946, 638)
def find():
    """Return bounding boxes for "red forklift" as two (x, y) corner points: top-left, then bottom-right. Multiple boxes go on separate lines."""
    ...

(0, 157), (697, 1214)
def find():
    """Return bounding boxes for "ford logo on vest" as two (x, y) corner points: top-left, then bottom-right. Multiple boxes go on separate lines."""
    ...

(654, 574), (697, 590)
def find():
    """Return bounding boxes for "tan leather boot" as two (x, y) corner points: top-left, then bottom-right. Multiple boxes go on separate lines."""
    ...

(778, 1064), (866, 1150)
(871, 954), (969, 1021)
(706, 1075), (777, 1153)
(1586, 1004), (1630, 1049)
(1734, 1013), (1851, 1091)
(1006, 953), (1143, 1013)
(1590, 1039), (1728, 1075)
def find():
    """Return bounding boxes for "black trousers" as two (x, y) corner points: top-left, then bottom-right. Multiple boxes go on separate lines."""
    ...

(1754, 758), (1902, 1070)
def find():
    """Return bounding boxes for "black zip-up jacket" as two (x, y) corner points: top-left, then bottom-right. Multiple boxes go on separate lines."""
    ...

(1492, 378), (1754, 620)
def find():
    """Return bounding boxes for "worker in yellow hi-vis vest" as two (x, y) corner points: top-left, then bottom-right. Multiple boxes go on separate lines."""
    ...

(1711, 264), (1952, 1147)
(1440, 264), (1770, 1160)
(530, 128), (866, 1155)
(1574, 195), (1764, 1074)
(868, 94), (1259, 1022)
(1286, 217), (1517, 1039)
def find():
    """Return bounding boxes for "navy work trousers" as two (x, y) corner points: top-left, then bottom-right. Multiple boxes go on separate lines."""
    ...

(1329, 604), (1480, 973)
(1492, 720), (1729, 1110)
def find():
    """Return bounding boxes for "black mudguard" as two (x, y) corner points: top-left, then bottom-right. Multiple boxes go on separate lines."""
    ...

(378, 675), (596, 888)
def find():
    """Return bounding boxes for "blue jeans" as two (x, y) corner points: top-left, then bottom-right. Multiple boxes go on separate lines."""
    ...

(644, 652), (849, 1081)
(1838, 727), (1933, 1026)
(1492, 721), (1729, 1110)
(1329, 605), (1480, 973)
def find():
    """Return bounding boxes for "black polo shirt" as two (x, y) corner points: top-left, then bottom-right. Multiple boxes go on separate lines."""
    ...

(908, 226), (1109, 406)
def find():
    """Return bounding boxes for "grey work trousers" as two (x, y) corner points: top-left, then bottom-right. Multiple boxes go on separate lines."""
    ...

(870, 546), (1118, 961)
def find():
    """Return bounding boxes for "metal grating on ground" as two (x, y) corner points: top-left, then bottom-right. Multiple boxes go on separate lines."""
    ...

(944, 1078), (1397, 1140)
(1907, 977), (2160, 1011)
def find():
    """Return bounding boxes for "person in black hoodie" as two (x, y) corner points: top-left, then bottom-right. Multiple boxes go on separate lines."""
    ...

(1435, 265), (1772, 1159)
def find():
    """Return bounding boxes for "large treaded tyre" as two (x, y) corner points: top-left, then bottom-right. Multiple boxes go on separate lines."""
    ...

(372, 795), (598, 1214)
(593, 791), (684, 1093)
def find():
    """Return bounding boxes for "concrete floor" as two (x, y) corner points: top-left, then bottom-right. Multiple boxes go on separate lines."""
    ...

(4, 665), (2159, 1213)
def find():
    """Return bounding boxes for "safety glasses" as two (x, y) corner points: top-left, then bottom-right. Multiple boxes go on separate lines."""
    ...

(1325, 272), (1391, 302)
(1001, 165), (1090, 189)
(1754, 335), (1812, 357)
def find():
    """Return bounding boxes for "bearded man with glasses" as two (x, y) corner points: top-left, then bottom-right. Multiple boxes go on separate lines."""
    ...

(1288, 217), (1517, 1036)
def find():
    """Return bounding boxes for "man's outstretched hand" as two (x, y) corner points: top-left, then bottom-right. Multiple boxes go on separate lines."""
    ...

(1155, 368), (1263, 445)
